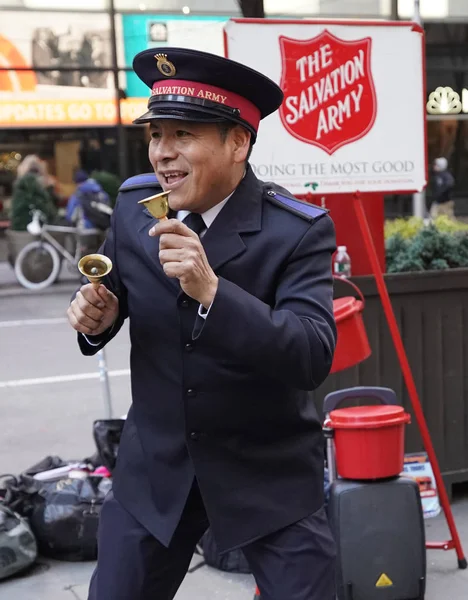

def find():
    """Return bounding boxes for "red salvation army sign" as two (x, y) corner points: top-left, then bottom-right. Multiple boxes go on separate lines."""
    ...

(224, 19), (427, 195)
(279, 31), (377, 155)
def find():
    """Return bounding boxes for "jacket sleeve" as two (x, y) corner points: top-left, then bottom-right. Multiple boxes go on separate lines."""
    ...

(66, 194), (78, 223)
(77, 198), (128, 356)
(193, 214), (337, 391)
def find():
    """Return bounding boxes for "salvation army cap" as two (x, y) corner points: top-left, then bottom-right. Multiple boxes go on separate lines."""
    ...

(132, 47), (284, 137)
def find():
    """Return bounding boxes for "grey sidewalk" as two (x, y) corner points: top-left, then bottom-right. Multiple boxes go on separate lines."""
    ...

(0, 556), (256, 600)
(2, 250), (468, 599)
(1, 494), (468, 599)
(0, 260), (78, 298)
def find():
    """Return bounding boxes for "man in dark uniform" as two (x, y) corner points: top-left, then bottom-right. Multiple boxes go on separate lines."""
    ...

(67, 47), (337, 600)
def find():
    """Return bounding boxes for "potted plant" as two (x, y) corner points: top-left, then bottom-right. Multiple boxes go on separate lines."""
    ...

(6, 162), (58, 266)
(385, 216), (468, 273)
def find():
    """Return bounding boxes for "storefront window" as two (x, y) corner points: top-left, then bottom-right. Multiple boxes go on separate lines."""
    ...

(0, 0), (466, 17)
(427, 120), (468, 202)
(0, 0), (107, 8)
(0, 127), (149, 198)
(115, 0), (239, 13)
(425, 23), (468, 205)
(426, 23), (468, 78)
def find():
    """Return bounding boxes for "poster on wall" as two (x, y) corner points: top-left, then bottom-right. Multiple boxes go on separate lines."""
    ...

(0, 11), (146, 127)
(224, 19), (427, 195)
(401, 453), (441, 519)
(122, 15), (227, 98)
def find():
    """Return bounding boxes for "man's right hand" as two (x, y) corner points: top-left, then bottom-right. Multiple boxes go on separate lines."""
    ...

(67, 284), (119, 336)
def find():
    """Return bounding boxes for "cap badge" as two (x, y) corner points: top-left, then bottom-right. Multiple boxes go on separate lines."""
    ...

(155, 53), (176, 77)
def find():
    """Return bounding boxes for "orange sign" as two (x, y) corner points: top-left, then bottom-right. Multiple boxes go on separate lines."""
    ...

(0, 98), (148, 127)
(0, 31), (150, 128)
(0, 34), (37, 92)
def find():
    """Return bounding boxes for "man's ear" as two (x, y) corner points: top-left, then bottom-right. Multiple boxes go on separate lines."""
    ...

(231, 126), (251, 164)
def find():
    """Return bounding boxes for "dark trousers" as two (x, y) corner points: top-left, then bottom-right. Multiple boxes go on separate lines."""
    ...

(88, 485), (336, 600)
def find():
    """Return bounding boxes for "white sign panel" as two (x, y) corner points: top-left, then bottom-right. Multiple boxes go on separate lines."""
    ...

(224, 19), (427, 195)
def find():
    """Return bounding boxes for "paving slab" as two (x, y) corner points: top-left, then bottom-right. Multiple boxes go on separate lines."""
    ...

(0, 556), (255, 600)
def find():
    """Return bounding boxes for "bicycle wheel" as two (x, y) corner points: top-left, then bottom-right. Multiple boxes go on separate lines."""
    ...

(14, 241), (61, 290)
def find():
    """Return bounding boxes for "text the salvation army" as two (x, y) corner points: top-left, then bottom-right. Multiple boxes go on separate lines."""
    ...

(284, 43), (365, 139)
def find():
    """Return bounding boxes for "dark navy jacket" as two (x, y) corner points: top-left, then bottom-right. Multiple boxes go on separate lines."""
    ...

(78, 166), (337, 553)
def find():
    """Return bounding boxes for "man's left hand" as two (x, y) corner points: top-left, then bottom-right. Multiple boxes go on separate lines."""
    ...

(150, 219), (218, 308)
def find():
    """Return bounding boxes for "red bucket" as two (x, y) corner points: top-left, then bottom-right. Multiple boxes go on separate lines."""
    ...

(328, 405), (411, 480)
(330, 278), (371, 374)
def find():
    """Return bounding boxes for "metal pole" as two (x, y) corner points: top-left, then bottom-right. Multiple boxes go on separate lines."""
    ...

(390, 0), (399, 20)
(412, 0), (426, 218)
(97, 348), (113, 419)
(108, 0), (128, 181)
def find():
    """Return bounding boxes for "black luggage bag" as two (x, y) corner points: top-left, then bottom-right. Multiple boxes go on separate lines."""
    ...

(329, 477), (426, 599)
(324, 387), (426, 600)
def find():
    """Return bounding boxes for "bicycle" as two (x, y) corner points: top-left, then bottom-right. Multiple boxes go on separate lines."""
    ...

(14, 209), (106, 290)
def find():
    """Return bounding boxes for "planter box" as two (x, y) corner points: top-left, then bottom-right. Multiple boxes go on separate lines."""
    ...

(314, 269), (468, 495)
(4, 227), (73, 268)
(4, 229), (35, 266)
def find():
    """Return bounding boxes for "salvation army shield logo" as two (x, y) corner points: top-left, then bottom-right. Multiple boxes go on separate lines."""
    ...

(279, 31), (377, 155)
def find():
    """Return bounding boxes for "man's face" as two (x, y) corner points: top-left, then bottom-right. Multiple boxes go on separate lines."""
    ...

(148, 119), (249, 213)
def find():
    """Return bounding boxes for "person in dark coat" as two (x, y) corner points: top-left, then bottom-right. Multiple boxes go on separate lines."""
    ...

(67, 47), (337, 600)
(430, 156), (455, 219)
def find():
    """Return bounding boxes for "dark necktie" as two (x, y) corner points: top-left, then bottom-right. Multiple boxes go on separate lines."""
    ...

(183, 212), (206, 236)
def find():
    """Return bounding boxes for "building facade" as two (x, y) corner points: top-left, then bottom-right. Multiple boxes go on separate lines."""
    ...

(0, 0), (467, 211)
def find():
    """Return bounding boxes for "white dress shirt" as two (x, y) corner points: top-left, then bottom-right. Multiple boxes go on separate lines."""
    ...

(178, 195), (231, 319)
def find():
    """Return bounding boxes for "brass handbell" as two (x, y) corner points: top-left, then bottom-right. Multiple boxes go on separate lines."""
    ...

(78, 254), (113, 288)
(138, 189), (171, 219)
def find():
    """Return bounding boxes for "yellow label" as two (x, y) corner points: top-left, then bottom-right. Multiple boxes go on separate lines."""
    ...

(376, 573), (393, 587)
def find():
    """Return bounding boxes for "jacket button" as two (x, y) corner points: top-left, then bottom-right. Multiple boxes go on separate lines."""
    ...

(190, 431), (200, 441)
(187, 388), (197, 397)
(180, 299), (189, 308)
(185, 343), (193, 352)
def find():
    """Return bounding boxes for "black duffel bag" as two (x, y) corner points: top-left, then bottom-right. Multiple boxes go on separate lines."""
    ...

(28, 476), (111, 561)
(198, 528), (251, 574)
(0, 504), (37, 580)
(1, 473), (111, 562)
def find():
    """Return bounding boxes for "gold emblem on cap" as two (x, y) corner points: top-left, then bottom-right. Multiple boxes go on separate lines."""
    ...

(155, 53), (176, 77)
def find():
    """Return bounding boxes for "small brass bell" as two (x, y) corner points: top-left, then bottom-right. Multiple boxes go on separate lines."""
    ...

(78, 254), (113, 288)
(138, 189), (171, 220)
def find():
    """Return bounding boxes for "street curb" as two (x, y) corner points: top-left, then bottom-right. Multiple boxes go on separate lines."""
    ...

(0, 261), (78, 298)
(0, 284), (77, 298)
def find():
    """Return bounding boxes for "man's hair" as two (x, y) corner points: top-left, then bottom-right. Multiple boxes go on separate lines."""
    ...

(217, 121), (254, 161)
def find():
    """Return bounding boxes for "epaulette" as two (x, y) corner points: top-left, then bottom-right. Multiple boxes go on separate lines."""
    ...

(265, 189), (328, 222)
(119, 173), (162, 193)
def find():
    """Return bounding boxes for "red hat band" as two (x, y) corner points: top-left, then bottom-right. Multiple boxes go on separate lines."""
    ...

(151, 79), (261, 132)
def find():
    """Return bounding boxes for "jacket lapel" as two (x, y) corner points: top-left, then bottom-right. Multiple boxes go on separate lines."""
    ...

(136, 167), (263, 287)
(202, 167), (263, 273)
(137, 210), (181, 294)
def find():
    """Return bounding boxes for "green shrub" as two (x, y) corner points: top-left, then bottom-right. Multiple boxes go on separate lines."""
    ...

(384, 217), (425, 240)
(9, 174), (57, 231)
(386, 222), (468, 273)
(384, 215), (468, 241)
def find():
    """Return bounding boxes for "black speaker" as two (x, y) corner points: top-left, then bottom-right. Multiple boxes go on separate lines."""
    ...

(329, 477), (426, 599)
